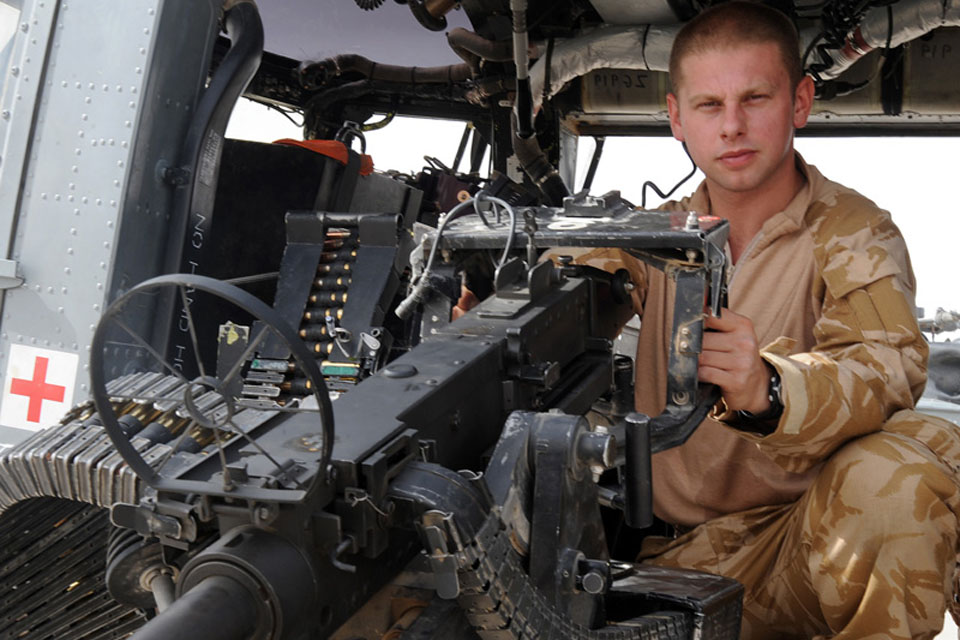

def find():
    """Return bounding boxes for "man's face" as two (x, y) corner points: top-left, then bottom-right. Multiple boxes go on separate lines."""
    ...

(667, 42), (814, 196)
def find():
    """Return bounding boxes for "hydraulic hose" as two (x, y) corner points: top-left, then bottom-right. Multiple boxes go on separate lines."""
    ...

(447, 27), (515, 62)
(511, 114), (569, 206)
(164, 0), (263, 275)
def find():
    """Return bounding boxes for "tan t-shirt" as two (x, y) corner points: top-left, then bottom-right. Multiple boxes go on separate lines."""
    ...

(570, 156), (926, 527)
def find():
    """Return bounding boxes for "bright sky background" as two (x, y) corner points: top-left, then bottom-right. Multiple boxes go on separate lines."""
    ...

(227, 100), (959, 339)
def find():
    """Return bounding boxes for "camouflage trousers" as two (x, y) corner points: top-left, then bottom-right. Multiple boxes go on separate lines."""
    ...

(640, 410), (960, 640)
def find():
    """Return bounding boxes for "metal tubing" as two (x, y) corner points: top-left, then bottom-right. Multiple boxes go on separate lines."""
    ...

(510, 0), (534, 139)
(131, 575), (259, 640)
(149, 572), (176, 612)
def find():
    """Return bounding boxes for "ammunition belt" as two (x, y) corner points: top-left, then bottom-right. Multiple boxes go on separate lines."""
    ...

(0, 371), (202, 515)
(453, 512), (691, 640)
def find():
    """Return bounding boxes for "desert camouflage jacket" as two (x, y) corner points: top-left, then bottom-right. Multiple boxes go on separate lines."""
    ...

(569, 154), (927, 526)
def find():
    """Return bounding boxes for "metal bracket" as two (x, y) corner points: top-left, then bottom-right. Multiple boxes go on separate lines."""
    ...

(0, 259), (23, 289)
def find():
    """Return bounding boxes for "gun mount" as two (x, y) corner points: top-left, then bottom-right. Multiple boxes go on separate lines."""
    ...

(0, 186), (741, 639)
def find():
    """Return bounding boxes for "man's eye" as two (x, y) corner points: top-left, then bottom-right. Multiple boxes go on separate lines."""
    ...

(747, 94), (769, 102)
(697, 100), (720, 109)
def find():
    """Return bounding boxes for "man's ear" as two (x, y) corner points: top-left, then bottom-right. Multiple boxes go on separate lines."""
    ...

(667, 92), (685, 142)
(793, 75), (815, 129)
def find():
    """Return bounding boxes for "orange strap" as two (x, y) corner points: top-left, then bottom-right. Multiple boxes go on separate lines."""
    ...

(274, 138), (374, 176)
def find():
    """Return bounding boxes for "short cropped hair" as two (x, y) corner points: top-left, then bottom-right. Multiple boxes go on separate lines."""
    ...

(669, 1), (803, 92)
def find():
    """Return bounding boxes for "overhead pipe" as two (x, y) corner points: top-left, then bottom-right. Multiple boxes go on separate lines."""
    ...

(528, 24), (679, 110)
(447, 27), (516, 62)
(299, 53), (472, 90)
(805, 0), (960, 80)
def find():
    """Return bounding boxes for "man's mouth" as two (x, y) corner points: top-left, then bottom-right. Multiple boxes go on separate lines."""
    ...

(718, 149), (756, 167)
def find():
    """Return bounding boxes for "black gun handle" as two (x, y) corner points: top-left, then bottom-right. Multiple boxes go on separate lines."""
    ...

(623, 413), (653, 529)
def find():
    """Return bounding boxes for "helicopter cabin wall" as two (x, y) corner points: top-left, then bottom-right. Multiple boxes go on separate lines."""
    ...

(0, 0), (221, 449)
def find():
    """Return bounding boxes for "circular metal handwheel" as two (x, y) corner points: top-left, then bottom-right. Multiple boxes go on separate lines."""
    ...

(90, 274), (334, 502)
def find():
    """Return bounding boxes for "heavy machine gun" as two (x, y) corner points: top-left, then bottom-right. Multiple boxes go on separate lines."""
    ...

(0, 187), (741, 639)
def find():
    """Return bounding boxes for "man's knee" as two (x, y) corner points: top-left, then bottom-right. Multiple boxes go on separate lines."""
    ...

(814, 430), (957, 525)
(801, 430), (959, 636)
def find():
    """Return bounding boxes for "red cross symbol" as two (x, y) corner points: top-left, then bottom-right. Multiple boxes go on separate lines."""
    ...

(10, 356), (66, 423)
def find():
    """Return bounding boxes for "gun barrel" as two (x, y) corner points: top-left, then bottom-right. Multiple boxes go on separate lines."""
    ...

(132, 575), (259, 640)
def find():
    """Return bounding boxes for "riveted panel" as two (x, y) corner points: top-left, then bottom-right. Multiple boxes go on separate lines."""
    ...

(0, 0), (220, 446)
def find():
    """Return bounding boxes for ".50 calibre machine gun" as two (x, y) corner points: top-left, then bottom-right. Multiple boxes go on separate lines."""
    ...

(0, 187), (742, 640)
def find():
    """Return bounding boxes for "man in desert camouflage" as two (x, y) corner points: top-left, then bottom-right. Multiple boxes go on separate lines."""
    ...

(558, 2), (960, 638)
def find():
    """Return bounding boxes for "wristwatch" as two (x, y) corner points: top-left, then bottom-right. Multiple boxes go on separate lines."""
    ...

(734, 366), (783, 430)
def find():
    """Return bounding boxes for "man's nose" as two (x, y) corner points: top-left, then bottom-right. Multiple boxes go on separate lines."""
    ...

(720, 104), (746, 139)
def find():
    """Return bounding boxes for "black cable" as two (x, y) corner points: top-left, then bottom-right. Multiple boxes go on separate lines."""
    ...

(582, 137), (605, 192)
(641, 24), (651, 70)
(541, 37), (555, 105)
(641, 144), (698, 209)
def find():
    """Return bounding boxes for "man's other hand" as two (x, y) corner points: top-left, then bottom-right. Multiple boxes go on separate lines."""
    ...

(699, 309), (772, 413)
(452, 286), (479, 320)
